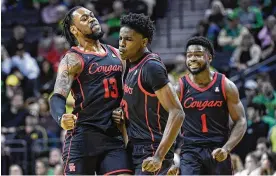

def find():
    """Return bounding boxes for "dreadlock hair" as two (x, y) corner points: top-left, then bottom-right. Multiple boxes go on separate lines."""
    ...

(186, 36), (215, 59)
(120, 13), (155, 44)
(62, 6), (82, 47)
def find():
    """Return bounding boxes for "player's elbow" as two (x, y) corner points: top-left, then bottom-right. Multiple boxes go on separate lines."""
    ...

(240, 117), (247, 132)
(172, 108), (185, 124)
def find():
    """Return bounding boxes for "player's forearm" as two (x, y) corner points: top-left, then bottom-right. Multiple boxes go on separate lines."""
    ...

(223, 117), (247, 152)
(154, 109), (184, 160)
(49, 93), (67, 125)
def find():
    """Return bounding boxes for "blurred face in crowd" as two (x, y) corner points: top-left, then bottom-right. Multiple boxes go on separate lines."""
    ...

(9, 165), (23, 176)
(247, 106), (256, 121)
(245, 155), (257, 172)
(42, 60), (51, 73)
(36, 160), (47, 175)
(266, 15), (276, 30)
(245, 88), (257, 100)
(49, 148), (62, 166)
(185, 45), (212, 75)
(113, 0), (124, 16)
(70, 7), (103, 41)
(241, 34), (254, 48)
(260, 153), (271, 170)
(119, 26), (148, 61)
(211, 0), (223, 14)
(255, 142), (268, 158)
(261, 82), (274, 97)
(11, 94), (24, 109)
(240, 0), (250, 10)
(13, 25), (26, 40)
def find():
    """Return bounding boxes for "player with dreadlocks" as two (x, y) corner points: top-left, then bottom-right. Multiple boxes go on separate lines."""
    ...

(49, 6), (132, 175)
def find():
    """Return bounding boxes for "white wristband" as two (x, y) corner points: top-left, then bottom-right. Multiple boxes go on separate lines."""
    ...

(173, 153), (180, 167)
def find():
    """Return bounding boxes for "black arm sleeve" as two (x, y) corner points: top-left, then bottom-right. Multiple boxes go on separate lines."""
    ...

(49, 93), (66, 126)
(142, 60), (169, 92)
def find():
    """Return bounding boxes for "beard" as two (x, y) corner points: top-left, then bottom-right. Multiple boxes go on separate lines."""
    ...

(186, 61), (208, 75)
(85, 30), (104, 40)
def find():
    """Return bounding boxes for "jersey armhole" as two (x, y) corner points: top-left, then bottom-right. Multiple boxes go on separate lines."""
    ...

(178, 78), (184, 102)
(66, 51), (85, 80)
(221, 74), (227, 101)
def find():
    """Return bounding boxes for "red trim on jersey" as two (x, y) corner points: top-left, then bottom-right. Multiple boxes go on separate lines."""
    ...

(145, 95), (155, 142)
(104, 169), (133, 175)
(71, 44), (108, 57)
(129, 53), (158, 72)
(157, 102), (162, 134)
(76, 78), (85, 110)
(151, 144), (155, 156)
(185, 72), (218, 92)
(179, 77), (184, 101)
(138, 70), (156, 97)
(221, 74), (227, 100)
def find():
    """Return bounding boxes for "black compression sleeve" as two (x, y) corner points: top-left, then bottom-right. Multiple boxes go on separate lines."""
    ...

(49, 93), (66, 126)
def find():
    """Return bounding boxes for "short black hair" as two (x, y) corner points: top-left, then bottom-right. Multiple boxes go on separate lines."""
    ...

(186, 36), (215, 59)
(120, 13), (155, 44)
(62, 6), (82, 47)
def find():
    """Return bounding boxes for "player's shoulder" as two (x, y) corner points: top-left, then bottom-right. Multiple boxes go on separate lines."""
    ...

(223, 75), (239, 100)
(143, 53), (165, 68)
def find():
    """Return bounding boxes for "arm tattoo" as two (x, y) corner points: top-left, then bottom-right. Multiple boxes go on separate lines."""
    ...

(54, 53), (82, 97)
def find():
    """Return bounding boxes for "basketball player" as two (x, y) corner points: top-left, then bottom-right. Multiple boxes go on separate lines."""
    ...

(169, 36), (247, 175)
(49, 6), (132, 175)
(112, 13), (185, 175)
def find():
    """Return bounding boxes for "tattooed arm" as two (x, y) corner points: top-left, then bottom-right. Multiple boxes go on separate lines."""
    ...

(49, 52), (83, 129)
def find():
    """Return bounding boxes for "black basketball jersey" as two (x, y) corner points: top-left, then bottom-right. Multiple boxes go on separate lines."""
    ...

(69, 44), (123, 132)
(179, 72), (230, 147)
(122, 53), (169, 144)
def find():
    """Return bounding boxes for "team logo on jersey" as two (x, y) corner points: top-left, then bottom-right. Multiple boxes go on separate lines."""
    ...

(89, 62), (122, 75)
(69, 163), (76, 172)
(215, 87), (220, 92)
(183, 97), (223, 111)
(124, 84), (133, 94)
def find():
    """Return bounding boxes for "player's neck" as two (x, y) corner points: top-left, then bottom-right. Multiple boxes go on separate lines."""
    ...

(129, 48), (150, 63)
(77, 38), (105, 53)
(190, 69), (213, 86)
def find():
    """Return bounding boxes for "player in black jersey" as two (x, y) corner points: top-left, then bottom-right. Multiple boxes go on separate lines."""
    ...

(168, 37), (247, 175)
(49, 6), (132, 175)
(112, 13), (185, 175)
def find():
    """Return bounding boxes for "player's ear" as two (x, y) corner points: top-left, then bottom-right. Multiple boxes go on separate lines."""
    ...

(70, 26), (78, 35)
(142, 38), (148, 48)
(208, 53), (213, 62)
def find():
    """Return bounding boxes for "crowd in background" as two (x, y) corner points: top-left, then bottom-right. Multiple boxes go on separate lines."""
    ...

(1, 0), (276, 175)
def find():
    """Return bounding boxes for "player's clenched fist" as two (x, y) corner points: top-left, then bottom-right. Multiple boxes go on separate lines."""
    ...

(112, 107), (124, 124)
(142, 156), (162, 173)
(60, 114), (77, 130)
(212, 148), (228, 162)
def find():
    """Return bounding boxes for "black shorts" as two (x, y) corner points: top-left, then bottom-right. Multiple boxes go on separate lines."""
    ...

(62, 128), (133, 175)
(129, 142), (173, 175)
(180, 146), (232, 175)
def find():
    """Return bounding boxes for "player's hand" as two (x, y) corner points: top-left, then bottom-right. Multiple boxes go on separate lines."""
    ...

(112, 107), (124, 124)
(142, 156), (162, 173)
(167, 164), (179, 175)
(60, 114), (77, 130)
(212, 148), (228, 162)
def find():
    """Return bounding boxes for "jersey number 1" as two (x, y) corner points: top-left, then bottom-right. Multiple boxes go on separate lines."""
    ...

(103, 78), (118, 98)
(201, 114), (208, 133)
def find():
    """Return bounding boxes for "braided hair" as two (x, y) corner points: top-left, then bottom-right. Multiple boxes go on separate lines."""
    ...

(62, 6), (82, 47)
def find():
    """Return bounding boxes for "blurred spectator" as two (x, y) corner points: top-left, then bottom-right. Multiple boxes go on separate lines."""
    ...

(11, 44), (40, 98)
(2, 93), (28, 128)
(49, 148), (62, 168)
(231, 154), (244, 174)
(253, 81), (276, 118)
(251, 152), (276, 175)
(53, 164), (63, 175)
(231, 33), (262, 71)
(243, 79), (258, 107)
(262, 25), (276, 60)
(218, 12), (249, 52)
(258, 15), (276, 49)
(103, 0), (125, 38)
(254, 137), (270, 159)
(35, 157), (52, 175)
(41, 0), (63, 25)
(5, 25), (26, 57)
(38, 59), (56, 94)
(235, 153), (258, 176)
(233, 0), (264, 33)
(125, 0), (149, 15)
(192, 20), (209, 37)
(9, 164), (23, 176)
(100, 23), (119, 48)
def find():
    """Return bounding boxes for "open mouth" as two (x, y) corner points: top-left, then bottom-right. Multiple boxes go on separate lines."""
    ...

(189, 63), (200, 69)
